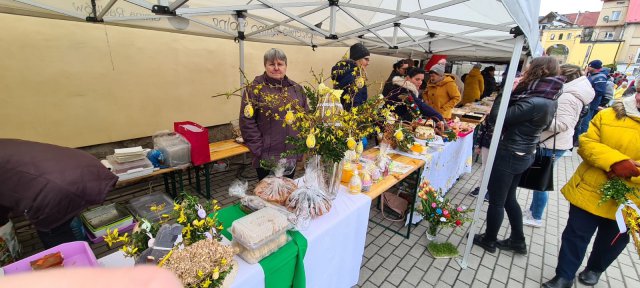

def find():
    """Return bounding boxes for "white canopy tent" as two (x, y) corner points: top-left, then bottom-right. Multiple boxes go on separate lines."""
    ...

(1, 0), (541, 269)
(1, 0), (541, 60)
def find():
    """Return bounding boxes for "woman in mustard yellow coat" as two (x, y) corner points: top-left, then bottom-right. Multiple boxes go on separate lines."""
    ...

(461, 64), (484, 105)
(422, 64), (461, 119)
(543, 93), (640, 288)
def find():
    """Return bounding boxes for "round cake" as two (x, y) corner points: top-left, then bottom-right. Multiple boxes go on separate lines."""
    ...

(414, 126), (436, 140)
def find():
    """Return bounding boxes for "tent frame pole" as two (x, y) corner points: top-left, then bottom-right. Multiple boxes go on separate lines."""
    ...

(457, 34), (525, 269)
(236, 11), (246, 86)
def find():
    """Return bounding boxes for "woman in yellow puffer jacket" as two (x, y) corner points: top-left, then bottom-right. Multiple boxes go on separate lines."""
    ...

(543, 93), (640, 288)
(422, 64), (461, 119)
(461, 64), (484, 105)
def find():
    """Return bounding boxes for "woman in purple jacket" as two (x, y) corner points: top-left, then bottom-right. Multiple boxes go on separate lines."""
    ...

(239, 48), (309, 180)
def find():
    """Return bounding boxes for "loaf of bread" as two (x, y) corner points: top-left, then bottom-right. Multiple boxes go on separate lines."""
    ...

(254, 177), (297, 205)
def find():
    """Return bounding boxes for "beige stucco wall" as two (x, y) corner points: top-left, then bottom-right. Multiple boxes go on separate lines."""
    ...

(0, 13), (399, 147)
(618, 24), (640, 64)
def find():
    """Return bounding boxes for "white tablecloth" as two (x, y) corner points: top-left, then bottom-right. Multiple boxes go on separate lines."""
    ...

(392, 134), (474, 194)
(98, 187), (371, 288)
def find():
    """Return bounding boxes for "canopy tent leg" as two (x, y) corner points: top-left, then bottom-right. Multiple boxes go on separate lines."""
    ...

(457, 34), (525, 269)
(237, 12), (246, 86)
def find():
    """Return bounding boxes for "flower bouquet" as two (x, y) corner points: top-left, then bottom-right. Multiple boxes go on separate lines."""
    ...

(599, 178), (640, 257)
(104, 192), (237, 288)
(416, 181), (472, 258)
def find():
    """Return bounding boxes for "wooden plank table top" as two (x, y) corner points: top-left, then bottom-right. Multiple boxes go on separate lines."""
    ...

(362, 148), (425, 200)
(209, 139), (250, 162)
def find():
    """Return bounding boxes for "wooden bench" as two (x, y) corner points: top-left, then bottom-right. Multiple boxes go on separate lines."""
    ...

(113, 140), (250, 198)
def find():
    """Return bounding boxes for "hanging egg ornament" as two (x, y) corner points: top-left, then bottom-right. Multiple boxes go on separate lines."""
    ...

(347, 137), (357, 150)
(285, 110), (295, 125)
(394, 129), (404, 141)
(243, 103), (254, 118)
(356, 141), (364, 154)
(306, 133), (316, 148)
(355, 76), (365, 89)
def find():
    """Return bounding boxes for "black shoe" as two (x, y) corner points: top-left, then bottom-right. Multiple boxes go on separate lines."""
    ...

(470, 187), (490, 202)
(496, 238), (527, 255)
(473, 233), (496, 253)
(542, 276), (574, 288)
(578, 269), (602, 286)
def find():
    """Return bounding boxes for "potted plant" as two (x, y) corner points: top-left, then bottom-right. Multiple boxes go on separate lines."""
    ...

(416, 180), (472, 258)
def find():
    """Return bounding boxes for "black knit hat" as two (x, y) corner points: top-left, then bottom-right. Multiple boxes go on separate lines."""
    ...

(349, 43), (370, 61)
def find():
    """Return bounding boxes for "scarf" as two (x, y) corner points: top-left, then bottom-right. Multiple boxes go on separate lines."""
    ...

(510, 76), (566, 104)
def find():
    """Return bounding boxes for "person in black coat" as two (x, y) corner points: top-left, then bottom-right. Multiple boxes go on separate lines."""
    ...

(385, 67), (443, 122)
(473, 57), (563, 256)
(331, 43), (370, 111)
(382, 59), (410, 96)
(481, 66), (497, 99)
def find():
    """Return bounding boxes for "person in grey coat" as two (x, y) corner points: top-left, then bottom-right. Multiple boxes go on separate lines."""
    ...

(239, 48), (309, 180)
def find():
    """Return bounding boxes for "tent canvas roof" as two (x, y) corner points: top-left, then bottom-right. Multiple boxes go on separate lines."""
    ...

(1, 0), (541, 61)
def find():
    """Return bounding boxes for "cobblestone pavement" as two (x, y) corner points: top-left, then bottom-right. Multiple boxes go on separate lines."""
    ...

(13, 152), (640, 287)
(357, 152), (640, 288)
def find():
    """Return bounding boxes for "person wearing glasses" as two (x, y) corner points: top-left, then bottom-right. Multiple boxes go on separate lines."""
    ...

(331, 43), (370, 111)
(382, 59), (410, 96)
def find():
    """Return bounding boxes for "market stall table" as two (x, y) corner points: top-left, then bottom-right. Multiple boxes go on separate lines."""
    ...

(98, 186), (371, 288)
(391, 132), (475, 194)
(362, 149), (425, 238)
(98, 147), (427, 287)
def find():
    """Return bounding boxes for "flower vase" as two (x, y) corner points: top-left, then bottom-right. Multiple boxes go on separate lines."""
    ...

(426, 224), (439, 241)
(307, 155), (343, 200)
(321, 157), (343, 200)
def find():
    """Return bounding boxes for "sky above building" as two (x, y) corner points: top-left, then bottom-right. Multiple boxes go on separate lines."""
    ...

(539, 0), (603, 16)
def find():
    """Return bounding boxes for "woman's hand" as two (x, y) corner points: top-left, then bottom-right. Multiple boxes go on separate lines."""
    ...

(607, 159), (640, 179)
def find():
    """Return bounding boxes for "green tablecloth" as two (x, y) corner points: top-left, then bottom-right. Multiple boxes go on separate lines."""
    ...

(218, 204), (308, 288)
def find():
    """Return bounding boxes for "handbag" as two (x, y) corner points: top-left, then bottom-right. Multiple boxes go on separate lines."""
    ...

(380, 191), (409, 222)
(518, 116), (558, 191)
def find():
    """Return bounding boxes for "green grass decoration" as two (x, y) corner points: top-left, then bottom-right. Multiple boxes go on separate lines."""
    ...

(427, 242), (459, 258)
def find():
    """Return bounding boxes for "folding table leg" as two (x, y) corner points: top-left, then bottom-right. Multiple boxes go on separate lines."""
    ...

(195, 166), (202, 195)
(405, 167), (423, 239)
(204, 163), (212, 199)
(163, 173), (173, 198)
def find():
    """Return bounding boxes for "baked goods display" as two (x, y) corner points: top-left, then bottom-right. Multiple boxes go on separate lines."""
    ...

(231, 207), (291, 264)
(231, 207), (290, 248)
(234, 233), (289, 264)
(30, 252), (63, 270)
(253, 176), (297, 205)
(414, 126), (436, 140)
(286, 185), (332, 218)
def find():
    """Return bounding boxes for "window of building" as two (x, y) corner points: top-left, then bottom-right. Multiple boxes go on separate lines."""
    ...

(558, 33), (564, 40)
(550, 34), (555, 40)
(612, 11), (621, 21)
(567, 33), (572, 40)
(604, 32), (615, 40)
